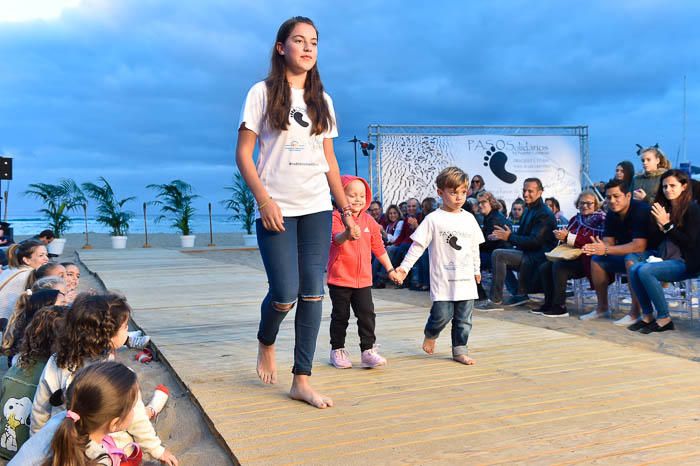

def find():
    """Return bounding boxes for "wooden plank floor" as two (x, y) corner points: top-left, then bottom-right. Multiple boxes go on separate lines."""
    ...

(79, 248), (700, 465)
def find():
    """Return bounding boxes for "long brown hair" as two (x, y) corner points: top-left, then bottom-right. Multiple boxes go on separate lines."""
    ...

(656, 169), (692, 227)
(54, 292), (131, 372)
(2, 289), (61, 356)
(17, 305), (67, 369)
(264, 16), (333, 136)
(42, 361), (139, 466)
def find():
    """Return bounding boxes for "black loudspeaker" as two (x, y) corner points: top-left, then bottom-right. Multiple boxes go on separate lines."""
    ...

(0, 158), (12, 180)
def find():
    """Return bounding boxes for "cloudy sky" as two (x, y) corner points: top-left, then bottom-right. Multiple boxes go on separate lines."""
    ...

(0, 0), (698, 216)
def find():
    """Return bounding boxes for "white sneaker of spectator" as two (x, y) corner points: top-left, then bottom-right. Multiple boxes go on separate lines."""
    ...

(579, 309), (611, 321)
(127, 330), (151, 349)
(613, 314), (640, 326)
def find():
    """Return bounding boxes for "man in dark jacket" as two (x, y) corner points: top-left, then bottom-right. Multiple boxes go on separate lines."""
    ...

(476, 178), (557, 310)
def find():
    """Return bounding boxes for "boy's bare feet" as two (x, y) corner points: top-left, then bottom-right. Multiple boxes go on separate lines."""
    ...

(422, 338), (436, 354)
(453, 354), (476, 365)
(257, 342), (277, 384)
(290, 375), (333, 409)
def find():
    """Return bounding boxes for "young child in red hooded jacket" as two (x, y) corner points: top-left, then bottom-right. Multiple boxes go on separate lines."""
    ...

(326, 176), (399, 369)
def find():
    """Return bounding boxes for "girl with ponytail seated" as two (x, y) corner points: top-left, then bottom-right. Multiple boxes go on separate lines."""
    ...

(9, 361), (167, 465)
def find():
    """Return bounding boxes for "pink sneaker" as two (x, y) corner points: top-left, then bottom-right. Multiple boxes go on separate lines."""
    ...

(361, 346), (387, 368)
(330, 348), (352, 369)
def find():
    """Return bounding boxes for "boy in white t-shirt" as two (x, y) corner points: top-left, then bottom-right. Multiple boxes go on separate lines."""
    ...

(396, 167), (485, 365)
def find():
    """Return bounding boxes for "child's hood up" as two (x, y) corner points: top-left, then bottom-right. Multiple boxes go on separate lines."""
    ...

(340, 175), (373, 211)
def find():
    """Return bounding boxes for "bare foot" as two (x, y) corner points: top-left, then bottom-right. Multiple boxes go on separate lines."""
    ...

(453, 354), (476, 365)
(422, 338), (436, 354)
(256, 342), (277, 384)
(290, 375), (333, 409)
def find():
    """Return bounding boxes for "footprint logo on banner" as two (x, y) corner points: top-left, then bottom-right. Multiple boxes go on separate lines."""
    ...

(483, 146), (517, 184)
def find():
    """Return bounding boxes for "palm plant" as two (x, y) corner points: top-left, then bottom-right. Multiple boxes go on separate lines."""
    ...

(147, 180), (199, 236)
(24, 179), (85, 238)
(222, 173), (255, 235)
(81, 177), (135, 236)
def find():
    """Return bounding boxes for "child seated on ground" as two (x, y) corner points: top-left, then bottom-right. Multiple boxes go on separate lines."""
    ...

(2, 287), (65, 366)
(396, 167), (484, 365)
(30, 292), (176, 465)
(327, 176), (399, 369)
(0, 305), (67, 459)
(10, 361), (168, 465)
(59, 262), (80, 304)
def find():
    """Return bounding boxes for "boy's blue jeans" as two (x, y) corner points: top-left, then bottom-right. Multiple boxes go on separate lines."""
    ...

(256, 210), (331, 376)
(629, 259), (691, 320)
(425, 300), (473, 356)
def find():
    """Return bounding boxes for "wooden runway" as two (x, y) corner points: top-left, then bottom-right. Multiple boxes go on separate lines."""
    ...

(79, 248), (700, 465)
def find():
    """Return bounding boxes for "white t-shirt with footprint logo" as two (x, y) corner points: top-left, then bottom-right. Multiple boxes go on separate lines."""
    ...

(239, 81), (338, 217)
(406, 209), (485, 301)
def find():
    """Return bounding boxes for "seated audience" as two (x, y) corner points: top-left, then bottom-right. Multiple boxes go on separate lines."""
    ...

(615, 160), (635, 190)
(497, 199), (508, 216)
(60, 262), (81, 303)
(627, 170), (700, 333)
(631, 145), (671, 204)
(398, 201), (408, 217)
(0, 305), (66, 459)
(508, 198), (525, 233)
(0, 241), (49, 326)
(477, 178), (557, 310)
(373, 204), (404, 288)
(477, 191), (511, 271)
(579, 178), (659, 324)
(533, 191), (606, 317)
(545, 197), (568, 227)
(467, 175), (485, 199)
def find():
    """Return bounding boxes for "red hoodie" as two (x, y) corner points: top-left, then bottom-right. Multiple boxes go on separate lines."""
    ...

(327, 175), (387, 288)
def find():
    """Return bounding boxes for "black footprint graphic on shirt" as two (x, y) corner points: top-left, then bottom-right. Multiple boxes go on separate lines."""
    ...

(290, 109), (309, 127)
(483, 146), (517, 184)
(445, 233), (462, 251)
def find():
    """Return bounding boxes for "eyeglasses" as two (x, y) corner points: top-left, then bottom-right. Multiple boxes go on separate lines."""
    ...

(578, 201), (595, 207)
(478, 200), (489, 205)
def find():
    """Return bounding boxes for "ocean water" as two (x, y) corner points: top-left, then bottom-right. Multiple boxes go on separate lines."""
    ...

(4, 214), (246, 236)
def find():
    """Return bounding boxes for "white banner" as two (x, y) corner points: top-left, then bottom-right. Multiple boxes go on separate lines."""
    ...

(379, 134), (582, 218)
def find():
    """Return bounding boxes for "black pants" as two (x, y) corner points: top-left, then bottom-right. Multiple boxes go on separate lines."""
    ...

(539, 259), (585, 306)
(328, 285), (376, 351)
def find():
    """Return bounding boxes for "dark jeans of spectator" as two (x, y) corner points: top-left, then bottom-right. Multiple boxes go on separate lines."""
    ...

(539, 259), (585, 307)
(411, 250), (430, 287)
(629, 259), (691, 320)
(371, 256), (385, 285)
(256, 210), (331, 376)
(490, 248), (525, 303)
(328, 285), (376, 351)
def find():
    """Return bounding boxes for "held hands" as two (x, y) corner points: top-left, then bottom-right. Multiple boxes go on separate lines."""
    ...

(553, 228), (569, 241)
(582, 236), (606, 256)
(651, 202), (670, 228)
(387, 269), (401, 284)
(393, 267), (408, 285)
(489, 224), (511, 241)
(259, 198), (285, 232)
(633, 188), (646, 201)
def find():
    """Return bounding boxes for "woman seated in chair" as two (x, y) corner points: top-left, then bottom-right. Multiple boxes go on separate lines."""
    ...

(533, 191), (605, 317)
(627, 169), (700, 333)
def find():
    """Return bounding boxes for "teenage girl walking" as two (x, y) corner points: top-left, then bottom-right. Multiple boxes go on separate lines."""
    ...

(236, 16), (356, 409)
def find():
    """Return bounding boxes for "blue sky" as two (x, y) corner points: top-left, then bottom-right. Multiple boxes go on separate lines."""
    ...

(0, 0), (698, 217)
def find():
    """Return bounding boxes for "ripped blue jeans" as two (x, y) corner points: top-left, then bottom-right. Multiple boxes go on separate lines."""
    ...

(256, 210), (331, 376)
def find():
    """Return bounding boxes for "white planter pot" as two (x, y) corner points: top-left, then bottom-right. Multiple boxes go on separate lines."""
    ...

(242, 234), (257, 247)
(180, 235), (196, 248)
(47, 238), (67, 256)
(111, 236), (128, 249)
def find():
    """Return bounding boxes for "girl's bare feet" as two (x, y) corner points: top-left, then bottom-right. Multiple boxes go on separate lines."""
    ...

(290, 375), (333, 409)
(257, 342), (277, 384)
(422, 337), (436, 354)
(453, 354), (476, 365)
